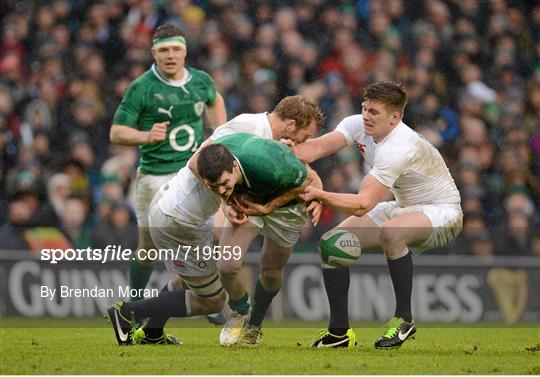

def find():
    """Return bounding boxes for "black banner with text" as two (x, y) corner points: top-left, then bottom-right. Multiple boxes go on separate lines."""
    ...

(1, 251), (539, 324)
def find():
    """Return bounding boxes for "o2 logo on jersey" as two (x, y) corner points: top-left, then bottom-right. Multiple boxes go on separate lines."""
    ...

(194, 101), (205, 117)
(169, 124), (197, 152)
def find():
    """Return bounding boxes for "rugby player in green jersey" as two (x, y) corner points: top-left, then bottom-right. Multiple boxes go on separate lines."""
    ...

(106, 134), (318, 345)
(183, 96), (325, 347)
(109, 24), (226, 309)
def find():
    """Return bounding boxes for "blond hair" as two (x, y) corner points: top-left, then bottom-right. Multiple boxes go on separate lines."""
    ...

(273, 95), (325, 130)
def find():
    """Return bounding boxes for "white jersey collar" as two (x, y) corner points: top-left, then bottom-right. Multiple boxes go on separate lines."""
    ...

(151, 64), (192, 88)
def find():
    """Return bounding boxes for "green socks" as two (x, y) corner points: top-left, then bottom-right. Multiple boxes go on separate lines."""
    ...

(228, 292), (250, 315)
(129, 258), (154, 301)
(249, 278), (279, 327)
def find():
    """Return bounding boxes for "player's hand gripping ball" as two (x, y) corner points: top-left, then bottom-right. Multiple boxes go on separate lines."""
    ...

(318, 229), (362, 267)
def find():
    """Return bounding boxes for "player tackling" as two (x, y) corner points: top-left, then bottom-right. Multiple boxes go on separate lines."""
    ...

(294, 81), (462, 348)
(106, 132), (318, 345)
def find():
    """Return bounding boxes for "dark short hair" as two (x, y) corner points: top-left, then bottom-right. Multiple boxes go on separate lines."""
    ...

(273, 95), (326, 130)
(363, 81), (408, 114)
(197, 144), (235, 183)
(152, 24), (185, 40)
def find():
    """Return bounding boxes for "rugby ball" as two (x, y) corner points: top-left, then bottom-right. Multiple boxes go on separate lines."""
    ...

(318, 229), (361, 267)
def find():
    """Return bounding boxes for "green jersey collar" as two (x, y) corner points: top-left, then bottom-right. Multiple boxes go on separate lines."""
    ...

(151, 64), (192, 88)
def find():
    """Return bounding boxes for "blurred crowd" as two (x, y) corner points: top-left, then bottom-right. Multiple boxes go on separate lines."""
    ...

(0, 0), (539, 258)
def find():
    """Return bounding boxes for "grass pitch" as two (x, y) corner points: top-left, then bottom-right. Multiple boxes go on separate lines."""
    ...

(1, 318), (539, 375)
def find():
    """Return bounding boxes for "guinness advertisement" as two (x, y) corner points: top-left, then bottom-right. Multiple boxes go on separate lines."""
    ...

(1, 251), (539, 324)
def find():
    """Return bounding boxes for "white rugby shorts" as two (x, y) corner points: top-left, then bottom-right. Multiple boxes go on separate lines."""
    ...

(248, 202), (308, 248)
(148, 202), (216, 278)
(367, 201), (463, 253)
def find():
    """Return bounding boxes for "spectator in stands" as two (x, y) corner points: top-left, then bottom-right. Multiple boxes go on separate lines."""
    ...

(0, 193), (33, 250)
(59, 196), (91, 249)
(92, 201), (137, 251)
(0, 0), (538, 256)
(470, 231), (496, 259)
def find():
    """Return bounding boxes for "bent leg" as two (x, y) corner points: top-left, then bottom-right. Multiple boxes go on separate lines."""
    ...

(129, 173), (173, 300)
(379, 212), (432, 259)
(320, 215), (381, 335)
(217, 218), (259, 313)
(249, 237), (293, 328)
(128, 227), (156, 301)
(336, 214), (382, 252)
(379, 211), (432, 323)
(125, 273), (226, 339)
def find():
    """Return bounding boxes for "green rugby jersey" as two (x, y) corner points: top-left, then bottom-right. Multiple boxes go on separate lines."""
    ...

(113, 64), (217, 175)
(215, 133), (308, 202)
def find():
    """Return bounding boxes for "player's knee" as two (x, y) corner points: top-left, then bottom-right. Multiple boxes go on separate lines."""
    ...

(379, 225), (398, 247)
(217, 259), (242, 279)
(260, 268), (282, 289)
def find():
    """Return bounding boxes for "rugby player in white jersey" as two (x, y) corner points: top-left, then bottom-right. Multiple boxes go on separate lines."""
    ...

(209, 97), (325, 347)
(109, 24), (226, 318)
(293, 81), (462, 348)
(105, 97), (323, 346)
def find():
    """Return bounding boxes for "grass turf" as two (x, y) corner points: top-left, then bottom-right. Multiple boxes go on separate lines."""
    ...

(1, 318), (539, 374)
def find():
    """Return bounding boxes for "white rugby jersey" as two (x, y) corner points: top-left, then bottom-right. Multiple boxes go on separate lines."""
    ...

(336, 115), (461, 207)
(158, 166), (220, 225)
(210, 113), (272, 140)
(158, 113), (272, 224)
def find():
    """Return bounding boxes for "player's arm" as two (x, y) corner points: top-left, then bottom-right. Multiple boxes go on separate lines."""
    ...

(187, 138), (215, 180)
(109, 81), (169, 146)
(293, 130), (349, 163)
(260, 165), (316, 213)
(305, 168), (323, 226)
(300, 173), (389, 217)
(205, 92), (227, 129)
(109, 122), (169, 146)
(233, 165), (317, 216)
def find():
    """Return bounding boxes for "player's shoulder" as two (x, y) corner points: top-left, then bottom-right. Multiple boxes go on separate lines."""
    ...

(232, 112), (266, 122)
(377, 123), (417, 155)
(387, 122), (418, 143)
(215, 131), (254, 144)
(335, 114), (365, 144)
(124, 69), (156, 95)
(241, 132), (281, 151)
(187, 66), (213, 84)
(398, 123), (429, 151)
(335, 114), (365, 135)
(212, 113), (270, 140)
(337, 114), (364, 127)
(131, 68), (155, 86)
(230, 113), (268, 130)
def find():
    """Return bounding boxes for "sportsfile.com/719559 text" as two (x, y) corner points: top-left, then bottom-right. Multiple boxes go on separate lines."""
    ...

(40, 245), (243, 264)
